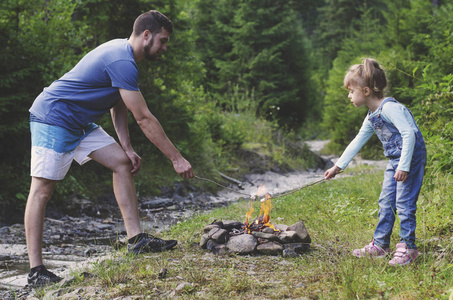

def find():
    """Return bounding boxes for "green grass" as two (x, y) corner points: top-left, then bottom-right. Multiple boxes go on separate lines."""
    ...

(43, 166), (453, 299)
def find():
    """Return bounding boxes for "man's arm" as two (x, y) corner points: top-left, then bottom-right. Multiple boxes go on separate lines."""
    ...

(111, 99), (141, 176)
(118, 88), (194, 178)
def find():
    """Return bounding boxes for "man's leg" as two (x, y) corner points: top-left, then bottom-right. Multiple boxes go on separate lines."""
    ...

(88, 143), (141, 238)
(85, 139), (177, 254)
(25, 177), (57, 268)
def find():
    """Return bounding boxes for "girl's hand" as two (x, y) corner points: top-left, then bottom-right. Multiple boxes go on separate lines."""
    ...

(325, 165), (342, 180)
(394, 170), (408, 182)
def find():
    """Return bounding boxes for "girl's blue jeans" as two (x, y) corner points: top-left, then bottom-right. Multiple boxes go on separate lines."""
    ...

(373, 143), (426, 250)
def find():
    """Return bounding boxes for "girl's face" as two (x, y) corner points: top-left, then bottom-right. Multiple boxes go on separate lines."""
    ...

(347, 85), (369, 108)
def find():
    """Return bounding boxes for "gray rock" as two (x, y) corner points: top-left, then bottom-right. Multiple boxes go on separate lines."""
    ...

(207, 227), (221, 237)
(251, 231), (280, 242)
(262, 227), (275, 234)
(175, 282), (192, 291)
(85, 248), (97, 257)
(275, 224), (288, 232)
(256, 242), (283, 255)
(203, 224), (220, 233)
(158, 267), (167, 279)
(211, 221), (224, 228)
(44, 289), (63, 300)
(0, 226), (10, 234)
(206, 240), (220, 251)
(211, 244), (227, 255)
(282, 248), (298, 258)
(0, 255), (11, 261)
(200, 234), (209, 249)
(226, 234), (258, 254)
(278, 231), (297, 244)
(222, 220), (243, 231)
(210, 228), (229, 244)
(10, 223), (25, 230)
(207, 240), (227, 255)
(287, 220), (311, 243)
(283, 242), (310, 253)
(90, 222), (113, 231)
(141, 198), (174, 209)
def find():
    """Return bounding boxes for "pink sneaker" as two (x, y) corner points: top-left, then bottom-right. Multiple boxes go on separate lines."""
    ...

(388, 243), (418, 266)
(352, 240), (389, 258)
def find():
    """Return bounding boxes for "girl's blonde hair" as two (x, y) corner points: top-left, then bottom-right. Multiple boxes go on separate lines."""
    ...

(344, 58), (387, 98)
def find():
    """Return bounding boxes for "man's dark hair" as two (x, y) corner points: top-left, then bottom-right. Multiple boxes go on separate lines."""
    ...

(133, 10), (173, 36)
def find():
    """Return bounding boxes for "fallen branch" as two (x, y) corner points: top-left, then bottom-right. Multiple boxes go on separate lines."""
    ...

(217, 171), (243, 188)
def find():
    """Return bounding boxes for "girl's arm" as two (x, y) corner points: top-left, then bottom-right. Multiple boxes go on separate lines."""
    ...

(324, 117), (374, 179)
(335, 117), (374, 169)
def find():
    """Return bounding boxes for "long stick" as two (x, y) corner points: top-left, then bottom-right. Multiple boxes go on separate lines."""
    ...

(274, 177), (326, 198)
(194, 171), (342, 199)
(194, 175), (251, 197)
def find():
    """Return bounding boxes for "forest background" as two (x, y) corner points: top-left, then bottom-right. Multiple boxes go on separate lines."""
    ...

(1, 0), (452, 225)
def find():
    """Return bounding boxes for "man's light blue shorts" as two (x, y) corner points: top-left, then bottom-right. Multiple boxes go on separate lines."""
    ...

(30, 122), (116, 180)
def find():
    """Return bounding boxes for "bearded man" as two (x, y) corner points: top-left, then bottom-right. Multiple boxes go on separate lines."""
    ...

(25, 10), (193, 287)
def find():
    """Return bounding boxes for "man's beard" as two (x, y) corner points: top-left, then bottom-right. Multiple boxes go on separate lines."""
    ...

(144, 37), (159, 61)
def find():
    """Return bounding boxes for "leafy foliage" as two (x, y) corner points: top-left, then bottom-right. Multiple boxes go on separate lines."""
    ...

(0, 0), (89, 221)
(0, 0), (452, 224)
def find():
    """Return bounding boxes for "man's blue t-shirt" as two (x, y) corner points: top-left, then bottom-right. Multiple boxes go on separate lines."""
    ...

(30, 39), (139, 130)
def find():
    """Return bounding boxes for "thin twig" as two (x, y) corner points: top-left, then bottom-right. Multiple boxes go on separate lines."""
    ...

(194, 175), (251, 197)
(275, 177), (327, 198)
(195, 171), (343, 199)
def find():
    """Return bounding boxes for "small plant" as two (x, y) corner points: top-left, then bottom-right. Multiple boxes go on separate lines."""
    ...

(92, 254), (135, 287)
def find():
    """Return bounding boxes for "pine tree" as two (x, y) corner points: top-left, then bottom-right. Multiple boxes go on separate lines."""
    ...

(194, 0), (316, 128)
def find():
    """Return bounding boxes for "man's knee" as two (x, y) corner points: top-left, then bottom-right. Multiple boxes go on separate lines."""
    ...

(111, 152), (133, 173)
(89, 144), (133, 173)
(28, 177), (57, 203)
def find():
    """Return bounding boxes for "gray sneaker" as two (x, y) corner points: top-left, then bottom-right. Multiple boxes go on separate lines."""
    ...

(128, 233), (177, 254)
(27, 266), (62, 287)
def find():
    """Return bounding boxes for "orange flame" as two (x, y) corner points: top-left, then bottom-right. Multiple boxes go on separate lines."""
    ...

(244, 186), (279, 233)
(260, 193), (276, 229)
(245, 198), (254, 227)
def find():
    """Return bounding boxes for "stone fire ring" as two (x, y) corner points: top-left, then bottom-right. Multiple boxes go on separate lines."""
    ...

(200, 220), (311, 257)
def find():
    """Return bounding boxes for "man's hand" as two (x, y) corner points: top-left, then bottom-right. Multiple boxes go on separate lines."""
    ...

(394, 170), (408, 182)
(172, 157), (194, 179)
(125, 150), (142, 176)
(325, 165), (342, 180)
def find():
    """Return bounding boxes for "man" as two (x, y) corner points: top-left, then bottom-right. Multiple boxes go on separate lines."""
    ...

(25, 10), (194, 287)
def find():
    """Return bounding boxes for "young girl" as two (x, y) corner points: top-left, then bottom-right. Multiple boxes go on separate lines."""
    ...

(325, 58), (426, 266)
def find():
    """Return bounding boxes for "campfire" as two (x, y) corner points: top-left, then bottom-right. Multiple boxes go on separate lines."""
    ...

(200, 186), (311, 256)
(244, 188), (279, 234)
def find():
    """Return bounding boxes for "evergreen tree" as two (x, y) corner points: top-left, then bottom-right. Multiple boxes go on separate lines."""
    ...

(194, 0), (316, 128)
(313, 0), (386, 71)
(321, 2), (387, 154)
